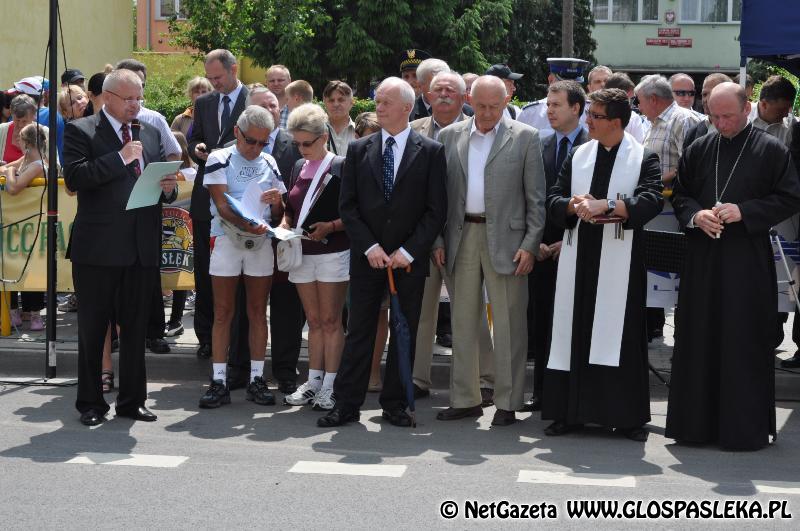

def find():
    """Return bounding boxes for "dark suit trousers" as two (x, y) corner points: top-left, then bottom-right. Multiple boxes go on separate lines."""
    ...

(147, 274), (166, 339)
(74, 262), (156, 414)
(269, 278), (305, 382)
(528, 258), (557, 398)
(192, 219), (214, 345)
(334, 269), (425, 411)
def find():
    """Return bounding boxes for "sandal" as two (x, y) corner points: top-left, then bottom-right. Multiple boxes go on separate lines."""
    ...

(101, 370), (115, 393)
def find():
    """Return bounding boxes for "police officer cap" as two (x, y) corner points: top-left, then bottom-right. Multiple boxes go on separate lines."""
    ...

(547, 58), (590, 83)
(399, 49), (432, 73)
(485, 64), (523, 80)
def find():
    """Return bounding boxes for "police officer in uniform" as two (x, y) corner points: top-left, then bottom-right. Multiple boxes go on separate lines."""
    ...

(518, 58), (590, 138)
(399, 49), (432, 99)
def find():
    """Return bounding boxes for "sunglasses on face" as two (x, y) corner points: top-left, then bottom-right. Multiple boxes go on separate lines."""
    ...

(587, 111), (611, 120)
(673, 90), (696, 97)
(241, 134), (269, 147)
(291, 135), (322, 148)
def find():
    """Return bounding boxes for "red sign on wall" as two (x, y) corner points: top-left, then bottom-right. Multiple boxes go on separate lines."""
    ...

(669, 38), (693, 48)
(646, 38), (670, 46)
(658, 28), (681, 37)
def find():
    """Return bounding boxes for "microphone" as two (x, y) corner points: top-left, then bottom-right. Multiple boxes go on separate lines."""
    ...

(131, 119), (141, 141)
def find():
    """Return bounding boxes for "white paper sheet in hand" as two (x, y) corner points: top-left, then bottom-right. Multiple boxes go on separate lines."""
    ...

(224, 180), (266, 227)
(125, 160), (183, 210)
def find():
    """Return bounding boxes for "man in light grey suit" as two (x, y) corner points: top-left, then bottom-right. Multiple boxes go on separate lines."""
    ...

(410, 71), (495, 403)
(434, 75), (546, 426)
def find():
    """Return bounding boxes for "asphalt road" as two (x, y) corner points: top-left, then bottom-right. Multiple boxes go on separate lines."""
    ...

(0, 380), (798, 529)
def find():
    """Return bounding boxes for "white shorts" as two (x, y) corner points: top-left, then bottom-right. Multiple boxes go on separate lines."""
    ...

(209, 235), (274, 277)
(288, 250), (350, 284)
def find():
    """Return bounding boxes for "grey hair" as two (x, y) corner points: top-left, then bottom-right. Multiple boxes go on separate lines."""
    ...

(205, 49), (237, 71)
(635, 74), (674, 101)
(287, 103), (329, 136)
(245, 85), (276, 106)
(236, 105), (274, 132)
(416, 58), (450, 86)
(669, 73), (694, 88)
(430, 71), (466, 95)
(376, 77), (415, 106)
(102, 69), (142, 94)
(588, 65), (613, 82)
(10, 94), (37, 118)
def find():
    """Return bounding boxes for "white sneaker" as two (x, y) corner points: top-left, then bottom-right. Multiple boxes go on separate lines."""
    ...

(283, 381), (318, 406)
(312, 387), (336, 411)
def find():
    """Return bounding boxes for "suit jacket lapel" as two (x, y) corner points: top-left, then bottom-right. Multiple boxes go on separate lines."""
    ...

(394, 130), (422, 185)
(217, 87), (247, 144)
(457, 119), (471, 181)
(272, 130), (288, 161)
(97, 111), (123, 151)
(542, 134), (556, 183)
(366, 135), (384, 191)
(485, 119), (512, 168)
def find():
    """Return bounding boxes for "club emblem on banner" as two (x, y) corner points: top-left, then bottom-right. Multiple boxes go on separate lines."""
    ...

(161, 207), (194, 273)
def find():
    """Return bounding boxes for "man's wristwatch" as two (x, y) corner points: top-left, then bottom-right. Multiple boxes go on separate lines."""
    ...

(606, 199), (617, 215)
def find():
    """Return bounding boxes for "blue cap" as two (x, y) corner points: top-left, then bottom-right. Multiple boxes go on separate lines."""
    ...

(547, 58), (590, 83)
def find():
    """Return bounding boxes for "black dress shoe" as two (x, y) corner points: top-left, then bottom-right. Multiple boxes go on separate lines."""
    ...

(436, 405), (482, 420)
(413, 383), (430, 399)
(435, 333), (453, 348)
(196, 343), (211, 359)
(382, 408), (414, 427)
(480, 387), (494, 407)
(80, 410), (105, 426)
(492, 409), (516, 426)
(278, 379), (298, 394)
(544, 420), (583, 436)
(781, 353), (800, 368)
(317, 407), (360, 427)
(116, 406), (157, 422)
(617, 426), (649, 442)
(521, 396), (542, 412)
(146, 338), (170, 354)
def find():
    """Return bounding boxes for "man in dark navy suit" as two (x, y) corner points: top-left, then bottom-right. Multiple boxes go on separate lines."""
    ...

(318, 77), (447, 428)
(188, 49), (251, 386)
(524, 80), (589, 412)
(64, 69), (177, 426)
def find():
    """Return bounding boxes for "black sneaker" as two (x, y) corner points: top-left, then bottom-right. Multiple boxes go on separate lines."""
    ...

(246, 376), (276, 405)
(199, 379), (231, 409)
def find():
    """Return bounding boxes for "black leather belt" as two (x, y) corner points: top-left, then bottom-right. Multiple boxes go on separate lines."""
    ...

(464, 214), (487, 223)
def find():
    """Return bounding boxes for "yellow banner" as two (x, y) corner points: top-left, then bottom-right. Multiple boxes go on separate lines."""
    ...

(0, 181), (196, 291)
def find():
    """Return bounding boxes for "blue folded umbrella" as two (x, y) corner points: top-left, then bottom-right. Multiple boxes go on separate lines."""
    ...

(387, 266), (415, 427)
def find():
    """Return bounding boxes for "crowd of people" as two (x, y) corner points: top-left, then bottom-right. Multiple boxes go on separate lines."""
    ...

(2, 46), (799, 452)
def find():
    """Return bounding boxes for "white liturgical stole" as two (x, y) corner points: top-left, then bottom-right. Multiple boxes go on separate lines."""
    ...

(548, 132), (644, 371)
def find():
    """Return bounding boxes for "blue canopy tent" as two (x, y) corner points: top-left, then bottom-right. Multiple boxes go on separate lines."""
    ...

(740, 0), (800, 80)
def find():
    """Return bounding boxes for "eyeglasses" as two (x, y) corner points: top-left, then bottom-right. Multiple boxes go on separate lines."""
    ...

(587, 111), (611, 121)
(673, 90), (696, 97)
(241, 134), (269, 147)
(105, 90), (144, 105)
(291, 135), (322, 148)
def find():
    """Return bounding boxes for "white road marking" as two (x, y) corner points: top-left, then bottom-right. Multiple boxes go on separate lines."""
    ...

(289, 460), (406, 477)
(65, 452), (188, 468)
(518, 469), (636, 488)
(755, 482), (800, 495)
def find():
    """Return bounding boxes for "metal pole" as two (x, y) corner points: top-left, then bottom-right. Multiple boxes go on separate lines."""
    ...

(45, 0), (59, 379)
(561, 0), (575, 57)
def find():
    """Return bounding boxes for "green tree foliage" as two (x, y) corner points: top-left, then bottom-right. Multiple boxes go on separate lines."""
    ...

(171, 0), (517, 95)
(485, 0), (597, 101)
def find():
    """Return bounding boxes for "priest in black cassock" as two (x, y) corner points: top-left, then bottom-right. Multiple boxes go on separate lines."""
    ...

(666, 83), (800, 451)
(543, 89), (663, 442)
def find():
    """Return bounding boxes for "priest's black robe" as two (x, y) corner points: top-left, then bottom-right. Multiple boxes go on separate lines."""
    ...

(542, 143), (663, 429)
(666, 124), (800, 451)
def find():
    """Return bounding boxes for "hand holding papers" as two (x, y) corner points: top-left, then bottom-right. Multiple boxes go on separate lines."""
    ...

(126, 160), (183, 210)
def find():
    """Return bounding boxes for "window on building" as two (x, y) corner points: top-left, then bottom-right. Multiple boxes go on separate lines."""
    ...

(681, 0), (742, 23)
(592, 0), (659, 22)
(157, 0), (187, 20)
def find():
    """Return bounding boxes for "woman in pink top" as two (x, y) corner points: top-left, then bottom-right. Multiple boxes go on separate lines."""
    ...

(281, 103), (349, 411)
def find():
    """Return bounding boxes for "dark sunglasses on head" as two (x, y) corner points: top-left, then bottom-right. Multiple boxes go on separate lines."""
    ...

(241, 134), (269, 147)
(673, 90), (696, 97)
(291, 135), (322, 148)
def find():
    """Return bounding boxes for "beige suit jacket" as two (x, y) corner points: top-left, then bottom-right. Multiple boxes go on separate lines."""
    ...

(436, 116), (546, 276)
(410, 113), (465, 140)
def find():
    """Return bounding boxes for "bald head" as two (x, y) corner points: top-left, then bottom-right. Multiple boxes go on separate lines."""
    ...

(471, 76), (508, 133)
(708, 82), (751, 138)
(701, 73), (733, 114)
